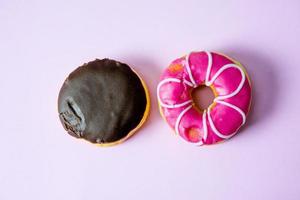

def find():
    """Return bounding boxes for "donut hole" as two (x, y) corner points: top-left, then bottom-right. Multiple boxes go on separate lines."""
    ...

(191, 85), (215, 111)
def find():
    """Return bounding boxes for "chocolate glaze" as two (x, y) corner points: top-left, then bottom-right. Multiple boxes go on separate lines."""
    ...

(58, 59), (147, 144)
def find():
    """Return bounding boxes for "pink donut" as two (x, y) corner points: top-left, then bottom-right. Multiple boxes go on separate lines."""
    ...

(157, 51), (252, 145)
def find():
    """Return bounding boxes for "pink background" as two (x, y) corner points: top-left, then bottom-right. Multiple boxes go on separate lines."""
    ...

(1, 0), (300, 199)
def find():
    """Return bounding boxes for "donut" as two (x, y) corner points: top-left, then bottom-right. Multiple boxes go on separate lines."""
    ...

(58, 59), (150, 146)
(157, 51), (252, 145)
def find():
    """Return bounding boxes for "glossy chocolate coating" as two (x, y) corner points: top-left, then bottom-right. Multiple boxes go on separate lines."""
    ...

(58, 59), (147, 144)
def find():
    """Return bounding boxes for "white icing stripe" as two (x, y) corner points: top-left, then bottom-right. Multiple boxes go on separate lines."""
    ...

(193, 140), (204, 146)
(202, 110), (208, 141)
(175, 104), (204, 146)
(207, 64), (246, 101)
(207, 106), (237, 139)
(179, 135), (203, 146)
(205, 51), (213, 86)
(204, 51), (247, 140)
(157, 78), (193, 108)
(160, 99), (192, 109)
(185, 53), (197, 87)
(214, 100), (246, 125)
(175, 105), (193, 135)
(183, 79), (194, 87)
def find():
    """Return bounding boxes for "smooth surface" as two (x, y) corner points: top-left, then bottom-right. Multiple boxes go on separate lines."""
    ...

(1, 0), (300, 199)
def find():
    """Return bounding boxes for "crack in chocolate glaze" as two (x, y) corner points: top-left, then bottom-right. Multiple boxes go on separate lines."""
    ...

(59, 98), (85, 138)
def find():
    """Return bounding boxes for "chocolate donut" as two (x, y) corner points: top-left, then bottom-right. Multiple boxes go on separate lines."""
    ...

(58, 59), (150, 146)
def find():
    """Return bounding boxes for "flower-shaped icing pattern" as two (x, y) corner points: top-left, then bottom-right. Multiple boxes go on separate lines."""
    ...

(157, 51), (252, 145)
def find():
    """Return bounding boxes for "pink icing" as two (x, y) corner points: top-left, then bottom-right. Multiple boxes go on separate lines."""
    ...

(157, 51), (252, 145)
